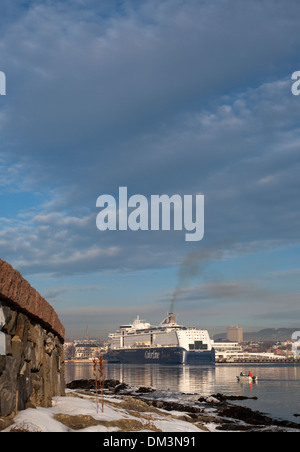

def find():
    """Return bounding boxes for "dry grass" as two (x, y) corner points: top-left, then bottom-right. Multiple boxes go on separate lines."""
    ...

(54, 413), (162, 432)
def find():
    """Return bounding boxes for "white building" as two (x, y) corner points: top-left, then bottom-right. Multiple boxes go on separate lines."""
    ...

(213, 341), (287, 362)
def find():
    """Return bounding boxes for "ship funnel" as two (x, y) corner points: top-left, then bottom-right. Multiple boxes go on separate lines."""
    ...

(160, 312), (177, 326)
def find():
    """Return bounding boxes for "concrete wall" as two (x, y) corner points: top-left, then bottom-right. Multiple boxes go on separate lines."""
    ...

(0, 260), (65, 417)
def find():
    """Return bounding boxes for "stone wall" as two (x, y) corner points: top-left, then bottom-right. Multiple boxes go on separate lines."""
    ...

(0, 260), (65, 417)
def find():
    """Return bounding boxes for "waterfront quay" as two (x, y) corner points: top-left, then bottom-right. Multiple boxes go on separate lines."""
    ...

(216, 358), (300, 364)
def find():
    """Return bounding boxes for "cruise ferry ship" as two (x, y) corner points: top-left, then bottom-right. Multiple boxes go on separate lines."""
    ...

(105, 313), (215, 365)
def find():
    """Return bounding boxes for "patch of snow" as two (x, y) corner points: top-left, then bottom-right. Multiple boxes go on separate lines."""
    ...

(1, 391), (217, 433)
(152, 419), (206, 433)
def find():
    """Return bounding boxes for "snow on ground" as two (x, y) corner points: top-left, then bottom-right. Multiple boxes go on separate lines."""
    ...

(1, 390), (211, 433)
(3, 387), (297, 433)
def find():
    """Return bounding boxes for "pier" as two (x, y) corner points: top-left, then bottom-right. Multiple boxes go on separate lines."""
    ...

(216, 358), (300, 364)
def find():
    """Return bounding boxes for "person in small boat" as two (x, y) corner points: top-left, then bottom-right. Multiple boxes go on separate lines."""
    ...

(248, 371), (253, 378)
(240, 372), (244, 376)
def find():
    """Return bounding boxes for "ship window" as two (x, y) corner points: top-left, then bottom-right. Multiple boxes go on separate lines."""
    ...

(195, 341), (202, 350)
(189, 344), (195, 350)
(194, 341), (208, 350)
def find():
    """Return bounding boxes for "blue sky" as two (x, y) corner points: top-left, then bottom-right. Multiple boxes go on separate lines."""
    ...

(0, 0), (300, 339)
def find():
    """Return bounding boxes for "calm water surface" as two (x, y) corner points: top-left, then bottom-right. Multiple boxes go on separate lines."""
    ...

(65, 362), (300, 423)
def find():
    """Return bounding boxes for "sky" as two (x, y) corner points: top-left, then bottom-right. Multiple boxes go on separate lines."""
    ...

(0, 0), (300, 339)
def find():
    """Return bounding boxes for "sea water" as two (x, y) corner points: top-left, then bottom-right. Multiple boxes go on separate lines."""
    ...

(65, 362), (300, 423)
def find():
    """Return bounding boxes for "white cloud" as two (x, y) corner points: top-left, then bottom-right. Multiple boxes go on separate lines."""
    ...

(0, 74), (299, 277)
(0, 0), (299, 286)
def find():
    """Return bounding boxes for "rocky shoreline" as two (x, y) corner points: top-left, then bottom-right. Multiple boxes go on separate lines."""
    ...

(66, 379), (300, 432)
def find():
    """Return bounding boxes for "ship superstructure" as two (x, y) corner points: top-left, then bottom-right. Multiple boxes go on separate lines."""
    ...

(106, 313), (215, 364)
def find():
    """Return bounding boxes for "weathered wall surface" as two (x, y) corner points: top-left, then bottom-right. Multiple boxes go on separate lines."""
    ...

(0, 260), (65, 417)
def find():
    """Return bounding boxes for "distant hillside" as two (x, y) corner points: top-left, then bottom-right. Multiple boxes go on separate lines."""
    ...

(213, 328), (297, 342)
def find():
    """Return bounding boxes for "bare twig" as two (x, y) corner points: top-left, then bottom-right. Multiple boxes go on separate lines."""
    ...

(93, 357), (99, 413)
(99, 354), (105, 413)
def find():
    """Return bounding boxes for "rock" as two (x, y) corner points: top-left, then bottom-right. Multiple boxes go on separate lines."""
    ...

(206, 396), (221, 404)
(0, 260), (65, 416)
(66, 379), (96, 390)
(24, 342), (33, 363)
(15, 313), (28, 342)
(0, 416), (13, 431)
(2, 307), (17, 336)
(149, 399), (202, 414)
(66, 378), (126, 392)
(216, 423), (254, 431)
(154, 401), (164, 409)
(136, 386), (156, 393)
(0, 260), (65, 341)
(44, 335), (55, 355)
(217, 404), (300, 429)
(210, 393), (258, 402)
(0, 302), (65, 416)
(17, 364), (33, 411)
(54, 413), (102, 430)
(0, 357), (6, 376)
(11, 336), (23, 366)
(118, 397), (157, 413)
(114, 382), (128, 393)
(198, 395), (220, 404)
(54, 413), (161, 432)
(0, 356), (18, 416)
(104, 379), (120, 388)
(188, 412), (224, 424)
(218, 405), (270, 425)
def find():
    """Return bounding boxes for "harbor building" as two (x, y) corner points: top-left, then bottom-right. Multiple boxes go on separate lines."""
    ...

(227, 326), (243, 343)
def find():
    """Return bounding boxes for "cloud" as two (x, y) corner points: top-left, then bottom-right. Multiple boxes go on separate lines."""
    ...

(0, 210), (121, 275)
(271, 268), (300, 278)
(1, 75), (300, 277)
(58, 303), (161, 339)
(43, 284), (103, 302)
(57, 284), (300, 337)
(2, 0), (300, 161)
(0, 0), (300, 282)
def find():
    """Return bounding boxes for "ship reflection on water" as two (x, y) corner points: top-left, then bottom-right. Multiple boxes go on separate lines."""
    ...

(65, 362), (216, 394)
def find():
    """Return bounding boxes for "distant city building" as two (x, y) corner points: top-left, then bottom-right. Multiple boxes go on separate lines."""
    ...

(227, 326), (243, 343)
(74, 340), (106, 360)
(63, 339), (106, 361)
(213, 341), (243, 360)
(212, 340), (288, 362)
(63, 341), (76, 360)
